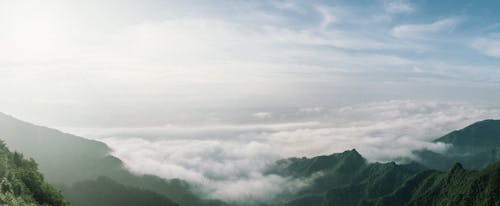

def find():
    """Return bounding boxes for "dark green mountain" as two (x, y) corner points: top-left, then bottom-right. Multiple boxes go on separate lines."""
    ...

(365, 161), (500, 206)
(415, 119), (500, 171)
(269, 151), (500, 206)
(265, 119), (500, 206)
(62, 176), (177, 206)
(436, 119), (500, 152)
(266, 150), (426, 206)
(0, 112), (224, 206)
(0, 140), (66, 206)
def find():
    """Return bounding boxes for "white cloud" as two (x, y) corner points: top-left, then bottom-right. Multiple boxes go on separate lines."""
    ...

(252, 112), (272, 119)
(471, 33), (500, 58)
(391, 18), (460, 39)
(385, 0), (414, 14)
(2, 1), (494, 129)
(97, 100), (500, 202)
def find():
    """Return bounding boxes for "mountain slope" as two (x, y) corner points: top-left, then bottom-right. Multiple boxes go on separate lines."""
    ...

(365, 162), (500, 206)
(0, 112), (224, 206)
(277, 119), (500, 206)
(415, 119), (500, 170)
(0, 140), (66, 206)
(0, 113), (114, 184)
(266, 150), (426, 206)
(435, 119), (500, 152)
(62, 176), (178, 206)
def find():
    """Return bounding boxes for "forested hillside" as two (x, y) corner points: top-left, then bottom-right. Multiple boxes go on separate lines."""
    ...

(0, 140), (66, 206)
(365, 162), (500, 206)
(0, 112), (223, 206)
(264, 119), (500, 206)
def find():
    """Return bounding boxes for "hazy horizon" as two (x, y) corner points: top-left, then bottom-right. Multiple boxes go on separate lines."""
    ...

(1, 0), (500, 202)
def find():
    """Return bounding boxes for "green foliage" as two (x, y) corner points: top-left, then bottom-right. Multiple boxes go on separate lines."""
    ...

(267, 150), (426, 206)
(279, 119), (500, 206)
(0, 112), (225, 206)
(0, 140), (66, 206)
(2, 113), (500, 206)
(365, 162), (500, 206)
(415, 119), (500, 171)
(269, 117), (500, 206)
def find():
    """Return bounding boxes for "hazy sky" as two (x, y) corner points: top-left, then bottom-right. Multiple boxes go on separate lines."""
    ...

(2, 0), (500, 201)
(1, 0), (500, 128)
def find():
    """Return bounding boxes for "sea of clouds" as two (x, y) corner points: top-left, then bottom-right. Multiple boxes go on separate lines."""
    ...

(72, 100), (500, 202)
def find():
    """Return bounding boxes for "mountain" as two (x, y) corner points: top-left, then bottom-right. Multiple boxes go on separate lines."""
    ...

(62, 176), (177, 206)
(415, 119), (500, 170)
(267, 149), (366, 177)
(435, 119), (500, 152)
(265, 119), (500, 205)
(364, 161), (500, 206)
(0, 140), (66, 205)
(0, 112), (225, 206)
(2, 112), (500, 206)
(0, 112), (114, 184)
(265, 150), (426, 206)
(268, 151), (500, 206)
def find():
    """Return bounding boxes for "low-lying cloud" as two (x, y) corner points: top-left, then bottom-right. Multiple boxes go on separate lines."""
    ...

(88, 100), (500, 202)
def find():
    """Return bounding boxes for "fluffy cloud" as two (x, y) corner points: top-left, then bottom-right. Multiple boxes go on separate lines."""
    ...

(96, 100), (500, 202)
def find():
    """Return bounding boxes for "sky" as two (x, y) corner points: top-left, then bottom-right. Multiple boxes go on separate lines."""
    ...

(1, 0), (500, 202)
(1, 0), (500, 128)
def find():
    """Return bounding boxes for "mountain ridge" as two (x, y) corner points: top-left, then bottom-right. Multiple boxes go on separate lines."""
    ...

(1, 112), (500, 205)
(0, 112), (226, 206)
(268, 118), (500, 206)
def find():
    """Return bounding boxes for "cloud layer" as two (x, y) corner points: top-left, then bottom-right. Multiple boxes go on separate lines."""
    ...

(95, 100), (500, 201)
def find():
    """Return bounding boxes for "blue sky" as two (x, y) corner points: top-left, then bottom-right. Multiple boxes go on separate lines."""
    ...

(0, 0), (499, 127)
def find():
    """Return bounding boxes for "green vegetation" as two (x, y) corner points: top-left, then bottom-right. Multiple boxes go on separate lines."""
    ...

(271, 150), (500, 206)
(267, 119), (500, 206)
(0, 112), (224, 206)
(415, 119), (500, 170)
(1, 111), (500, 206)
(0, 140), (66, 206)
(267, 150), (425, 206)
(365, 162), (500, 206)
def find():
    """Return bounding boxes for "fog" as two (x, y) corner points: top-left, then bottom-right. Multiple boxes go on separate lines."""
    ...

(65, 100), (499, 201)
